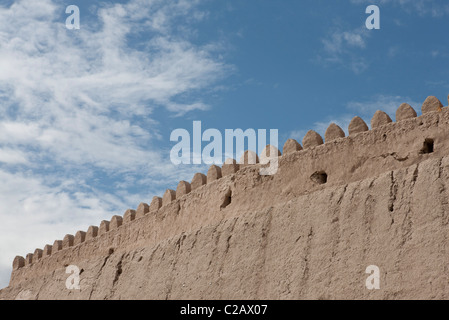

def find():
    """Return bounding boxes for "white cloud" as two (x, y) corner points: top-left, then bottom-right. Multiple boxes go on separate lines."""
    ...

(319, 26), (371, 74)
(350, 0), (449, 17)
(346, 94), (422, 118)
(0, 0), (229, 289)
(343, 31), (366, 48)
(0, 168), (127, 287)
(322, 28), (368, 55)
(0, 148), (29, 165)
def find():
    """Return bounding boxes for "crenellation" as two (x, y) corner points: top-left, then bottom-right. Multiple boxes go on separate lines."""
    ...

(43, 245), (52, 257)
(124, 209), (136, 224)
(348, 116), (369, 135)
(176, 181), (192, 198)
(74, 231), (86, 245)
(110, 215), (123, 230)
(33, 249), (43, 262)
(422, 96), (443, 114)
(62, 234), (74, 249)
(191, 173), (207, 190)
(149, 196), (162, 212)
(207, 165), (222, 182)
(371, 110), (393, 129)
(52, 240), (62, 253)
(162, 190), (176, 206)
(282, 139), (302, 155)
(99, 220), (110, 235)
(86, 226), (99, 240)
(302, 130), (323, 149)
(259, 145), (281, 164)
(396, 103), (417, 121)
(12, 256), (24, 270)
(325, 123), (345, 142)
(222, 159), (239, 176)
(10, 98), (449, 280)
(25, 253), (33, 265)
(136, 203), (149, 218)
(239, 151), (259, 167)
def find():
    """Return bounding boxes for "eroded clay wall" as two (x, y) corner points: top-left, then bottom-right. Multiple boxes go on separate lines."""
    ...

(5, 96), (449, 292)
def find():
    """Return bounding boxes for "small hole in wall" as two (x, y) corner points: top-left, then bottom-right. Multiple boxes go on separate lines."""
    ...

(108, 248), (114, 255)
(310, 171), (328, 185)
(420, 139), (434, 154)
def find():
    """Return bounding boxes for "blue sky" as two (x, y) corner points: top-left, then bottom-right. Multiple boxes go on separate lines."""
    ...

(0, 0), (448, 288)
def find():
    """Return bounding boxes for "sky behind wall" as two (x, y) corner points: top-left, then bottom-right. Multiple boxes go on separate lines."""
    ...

(0, 0), (448, 288)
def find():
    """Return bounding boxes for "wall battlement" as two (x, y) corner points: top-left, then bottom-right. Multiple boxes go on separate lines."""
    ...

(7, 95), (449, 288)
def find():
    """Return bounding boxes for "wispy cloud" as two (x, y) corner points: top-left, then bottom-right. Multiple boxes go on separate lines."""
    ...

(0, 0), (229, 288)
(318, 0), (449, 74)
(318, 26), (370, 74)
(350, 0), (449, 17)
(346, 94), (423, 117)
(322, 29), (367, 54)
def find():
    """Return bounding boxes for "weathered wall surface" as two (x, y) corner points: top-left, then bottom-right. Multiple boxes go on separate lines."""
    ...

(1, 98), (448, 299)
(1, 155), (448, 299)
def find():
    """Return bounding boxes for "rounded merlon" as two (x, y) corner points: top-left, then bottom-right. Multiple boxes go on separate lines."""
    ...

(13, 256), (25, 270)
(259, 145), (281, 164)
(282, 139), (302, 155)
(62, 234), (74, 249)
(176, 181), (192, 198)
(371, 110), (393, 129)
(25, 253), (33, 265)
(302, 130), (324, 149)
(396, 103), (417, 122)
(422, 96), (443, 114)
(110, 215), (123, 230)
(52, 240), (63, 253)
(224, 158), (237, 164)
(149, 196), (162, 212)
(136, 203), (149, 219)
(74, 231), (87, 245)
(123, 209), (136, 224)
(325, 123), (345, 142)
(43, 245), (52, 257)
(86, 226), (99, 240)
(207, 165), (222, 183)
(7, 99), (449, 298)
(222, 159), (239, 177)
(162, 189), (176, 206)
(33, 249), (43, 262)
(239, 151), (259, 167)
(348, 116), (369, 135)
(99, 220), (110, 235)
(191, 173), (207, 190)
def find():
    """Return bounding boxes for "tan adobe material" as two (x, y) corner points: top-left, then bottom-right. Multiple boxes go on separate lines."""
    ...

(3, 96), (449, 300)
